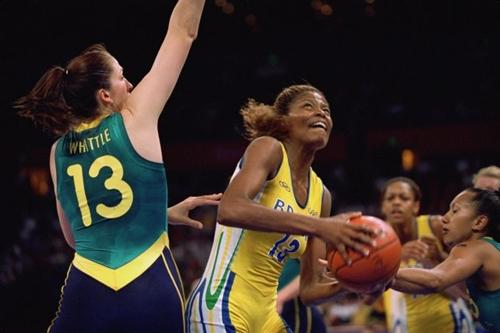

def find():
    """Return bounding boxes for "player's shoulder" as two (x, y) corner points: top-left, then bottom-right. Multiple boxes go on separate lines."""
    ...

(243, 136), (283, 162)
(247, 136), (282, 150)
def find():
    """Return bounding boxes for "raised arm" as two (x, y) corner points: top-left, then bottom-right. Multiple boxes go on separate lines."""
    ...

(126, 0), (206, 121)
(392, 242), (483, 294)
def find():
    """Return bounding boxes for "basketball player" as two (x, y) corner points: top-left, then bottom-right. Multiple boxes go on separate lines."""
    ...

(185, 84), (375, 332)
(392, 188), (500, 333)
(380, 177), (475, 333)
(14, 0), (208, 331)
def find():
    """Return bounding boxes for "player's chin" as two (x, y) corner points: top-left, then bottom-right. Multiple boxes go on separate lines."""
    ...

(310, 136), (330, 150)
(442, 236), (454, 248)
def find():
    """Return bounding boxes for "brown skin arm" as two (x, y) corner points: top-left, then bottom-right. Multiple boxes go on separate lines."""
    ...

(218, 136), (376, 259)
(422, 215), (468, 299)
(299, 187), (349, 305)
(392, 241), (483, 294)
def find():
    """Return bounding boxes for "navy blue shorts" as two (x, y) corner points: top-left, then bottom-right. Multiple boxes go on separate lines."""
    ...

(281, 297), (326, 333)
(48, 248), (185, 333)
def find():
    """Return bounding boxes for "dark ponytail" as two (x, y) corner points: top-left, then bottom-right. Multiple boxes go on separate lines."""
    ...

(15, 66), (74, 136)
(14, 44), (114, 136)
(468, 188), (500, 240)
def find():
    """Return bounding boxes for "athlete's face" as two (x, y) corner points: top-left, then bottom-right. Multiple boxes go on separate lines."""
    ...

(442, 190), (479, 247)
(285, 91), (332, 149)
(381, 182), (420, 225)
(105, 57), (133, 111)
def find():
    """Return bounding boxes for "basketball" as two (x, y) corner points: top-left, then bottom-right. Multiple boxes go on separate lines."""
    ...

(327, 215), (401, 293)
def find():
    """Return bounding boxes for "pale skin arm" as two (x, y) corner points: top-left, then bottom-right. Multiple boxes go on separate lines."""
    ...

(391, 242), (483, 294)
(299, 187), (350, 305)
(122, 0), (206, 162)
(50, 142), (75, 249)
(217, 136), (375, 260)
(168, 193), (222, 229)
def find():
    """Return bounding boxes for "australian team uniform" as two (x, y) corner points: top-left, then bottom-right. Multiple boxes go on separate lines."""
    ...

(383, 215), (475, 333)
(48, 113), (185, 333)
(466, 237), (500, 333)
(185, 142), (324, 332)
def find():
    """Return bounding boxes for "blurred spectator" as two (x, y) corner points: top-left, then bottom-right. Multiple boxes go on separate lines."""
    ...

(472, 165), (500, 190)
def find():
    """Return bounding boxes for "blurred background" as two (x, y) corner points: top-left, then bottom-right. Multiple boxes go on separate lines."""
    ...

(1, 0), (499, 331)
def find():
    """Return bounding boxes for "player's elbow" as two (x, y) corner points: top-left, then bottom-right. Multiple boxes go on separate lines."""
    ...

(217, 198), (243, 227)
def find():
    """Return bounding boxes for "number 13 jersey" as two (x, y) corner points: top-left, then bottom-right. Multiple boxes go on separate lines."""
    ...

(55, 112), (168, 291)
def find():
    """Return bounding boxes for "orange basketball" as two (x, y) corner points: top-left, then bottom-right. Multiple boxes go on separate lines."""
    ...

(327, 215), (402, 293)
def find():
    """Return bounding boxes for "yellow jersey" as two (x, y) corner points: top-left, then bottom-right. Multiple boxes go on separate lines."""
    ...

(186, 142), (324, 332)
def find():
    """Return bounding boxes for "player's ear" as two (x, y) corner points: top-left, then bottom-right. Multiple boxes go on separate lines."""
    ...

(472, 215), (488, 233)
(97, 88), (112, 106)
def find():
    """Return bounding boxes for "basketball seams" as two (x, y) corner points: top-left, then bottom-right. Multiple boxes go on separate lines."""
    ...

(332, 236), (400, 272)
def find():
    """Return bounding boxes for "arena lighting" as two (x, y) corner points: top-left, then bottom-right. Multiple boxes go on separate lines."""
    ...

(402, 149), (416, 172)
(244, 14), (257, 28)
(222, 3), (235, 15)
(320, 4), (333, 16)
(214, 0), (226, 7)
(311, 0), (322, 11)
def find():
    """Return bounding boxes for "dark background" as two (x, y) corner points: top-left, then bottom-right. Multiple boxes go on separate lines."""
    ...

(1, 0), (499, 331)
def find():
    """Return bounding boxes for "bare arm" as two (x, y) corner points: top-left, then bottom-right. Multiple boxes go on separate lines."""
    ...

(299, 188), (349, 305)
(50, 143), (75, 249)
(392, 242), (483, 294)
(126, 0), (205, 121)
(168, 193), (222, 229)
(122, 0), (206, 162)
(218, 136), (317, 234)
(218, 137), (374, 258)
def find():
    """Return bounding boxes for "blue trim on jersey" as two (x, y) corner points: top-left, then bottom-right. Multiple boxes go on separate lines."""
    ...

(186, 278), (207, 333)
(222, 271), (236, 333)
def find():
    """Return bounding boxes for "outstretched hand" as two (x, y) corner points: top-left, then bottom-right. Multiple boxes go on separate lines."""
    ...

(168, 193), (223, 229)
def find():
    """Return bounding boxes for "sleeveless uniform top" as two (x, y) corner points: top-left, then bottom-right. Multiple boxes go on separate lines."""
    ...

(466, 237), (500, 333)
(55, 112), (168, 291)
(186, 142), (324, 331)
(383, 215), (475, 333)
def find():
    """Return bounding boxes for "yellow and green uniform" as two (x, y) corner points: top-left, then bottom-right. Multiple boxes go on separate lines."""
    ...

(383, 215), (475, 333)
(186, 142), (324, 333)
(49, 113), (185, 333)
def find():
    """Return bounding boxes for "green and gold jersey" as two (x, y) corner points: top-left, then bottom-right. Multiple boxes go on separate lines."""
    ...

(55, 112), (168, 290)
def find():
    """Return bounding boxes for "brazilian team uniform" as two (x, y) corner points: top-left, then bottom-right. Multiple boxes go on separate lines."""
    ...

(466, 237), (500, 333)
(278, 259), (327, 333)
(185, 142), (324, 332)
(48, 113), (185, 333)
(383, 215), (475, 333)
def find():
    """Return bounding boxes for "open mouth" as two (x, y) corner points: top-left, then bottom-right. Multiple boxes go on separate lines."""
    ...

(310, 121), (328, 131)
